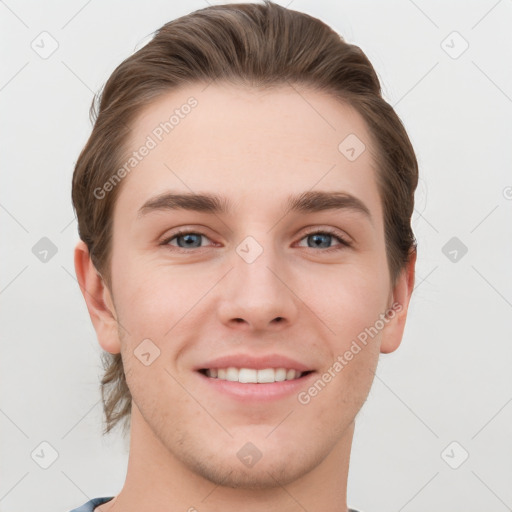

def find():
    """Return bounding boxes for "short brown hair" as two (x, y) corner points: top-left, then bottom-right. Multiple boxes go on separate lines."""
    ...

(72, 0), (418, 436)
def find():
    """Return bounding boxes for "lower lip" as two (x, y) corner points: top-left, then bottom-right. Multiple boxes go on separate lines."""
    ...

(196, 371), (316, 402)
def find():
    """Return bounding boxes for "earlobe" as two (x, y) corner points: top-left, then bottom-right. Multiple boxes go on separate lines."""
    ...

(74, 240), (121, 354)
(380, 249), (417, 354)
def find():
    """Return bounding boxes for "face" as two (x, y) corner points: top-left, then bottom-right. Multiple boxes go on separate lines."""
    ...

(96, 82), (410, 488)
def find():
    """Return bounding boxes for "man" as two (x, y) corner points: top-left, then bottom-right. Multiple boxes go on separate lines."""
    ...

(71, 2), (418, 511)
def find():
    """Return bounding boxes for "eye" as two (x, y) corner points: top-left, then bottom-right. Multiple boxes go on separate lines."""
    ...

(297, 229), (351, 252)
(161, 230), (213, 250)
(160, 228), (351, 252)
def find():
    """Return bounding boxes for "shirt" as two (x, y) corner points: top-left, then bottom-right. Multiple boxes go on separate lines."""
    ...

(69, 497), (114, 511)
(69, 497), (362, 511)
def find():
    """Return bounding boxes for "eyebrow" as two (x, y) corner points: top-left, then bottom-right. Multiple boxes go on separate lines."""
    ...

(137, 190), (372, 222)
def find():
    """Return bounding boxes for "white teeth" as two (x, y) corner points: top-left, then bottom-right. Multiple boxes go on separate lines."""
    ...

(239, 368), (257, 383)
(205, 367), (304, 383)
(226, 367), (238, 382)
(286, 369), (296, 380)
(258, 368), (285, 383)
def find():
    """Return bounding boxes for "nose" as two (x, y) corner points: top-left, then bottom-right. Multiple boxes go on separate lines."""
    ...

(216, 241), (300, 333)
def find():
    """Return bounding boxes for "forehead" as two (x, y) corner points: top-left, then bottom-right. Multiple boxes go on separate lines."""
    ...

(115, 82), (382, 222)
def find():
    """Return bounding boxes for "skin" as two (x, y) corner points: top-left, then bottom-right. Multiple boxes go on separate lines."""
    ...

(75, 82), (416, 512)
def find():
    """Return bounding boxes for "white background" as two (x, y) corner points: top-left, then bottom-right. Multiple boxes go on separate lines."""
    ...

(1, 1), (511, 511)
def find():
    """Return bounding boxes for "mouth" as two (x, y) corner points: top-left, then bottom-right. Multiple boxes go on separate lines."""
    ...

(197, 367), (314, 383)
(194, 354), (316, 401)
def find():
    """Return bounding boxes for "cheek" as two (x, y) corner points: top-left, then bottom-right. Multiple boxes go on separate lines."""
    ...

(299, 264), (388, 405)
(111, 252), (205, 337)
(304, 263), (390, 345)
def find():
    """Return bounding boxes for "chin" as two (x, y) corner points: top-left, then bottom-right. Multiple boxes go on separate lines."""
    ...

(170, 431), (328, 491)
(187, 453), (312, 490)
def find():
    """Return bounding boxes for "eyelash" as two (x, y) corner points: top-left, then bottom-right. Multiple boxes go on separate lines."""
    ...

(160, 228), (352, 253)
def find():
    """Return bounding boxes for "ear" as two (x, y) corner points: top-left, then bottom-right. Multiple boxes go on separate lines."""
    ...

(74, 240), (121, 354)
(380, 248), (417, 354)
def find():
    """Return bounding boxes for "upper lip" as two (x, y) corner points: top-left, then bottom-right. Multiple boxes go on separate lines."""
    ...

(195, 354), (313, 372)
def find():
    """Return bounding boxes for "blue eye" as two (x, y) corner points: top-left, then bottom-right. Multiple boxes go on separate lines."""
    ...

(305, 233), (336, 248)
(161, 228), (351, 252)
(297, 230), (351, 251)
(167, 232), (208, 248)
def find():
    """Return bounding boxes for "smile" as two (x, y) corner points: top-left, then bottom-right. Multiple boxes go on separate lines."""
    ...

(199, 367), (312, 383)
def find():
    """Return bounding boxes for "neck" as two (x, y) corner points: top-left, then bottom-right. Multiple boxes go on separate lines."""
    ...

(100, 404), (354, 512)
